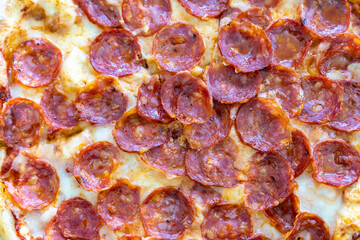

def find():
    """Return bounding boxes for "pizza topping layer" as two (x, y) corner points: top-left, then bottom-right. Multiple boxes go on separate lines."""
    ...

(221, 7), (272, 30)
(187, 183), (221, 207)
(12, 38), (62, 88)
(178, 0), (228, 19)
(250, 0), (280, 8)
(44, 217), (66, 240)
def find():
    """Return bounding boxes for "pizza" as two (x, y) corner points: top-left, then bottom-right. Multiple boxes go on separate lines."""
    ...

(1, 0), (360, 239)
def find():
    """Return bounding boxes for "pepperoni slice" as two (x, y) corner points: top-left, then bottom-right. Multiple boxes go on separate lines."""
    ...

(259, 65), (303, 118)
(298, 75), (343, 124)
(140, 187), (194, 239)
(221, 7), (272, 29)
(76, 76), (128, 125)
(122, 0), (171, 36)
(153, 23), (205, 72)
(277, 129), (311, 178)
(161, 72), (213, 124)
(44, 217), (66, 240)
(90, 30), (142, 77)
(56, 197), (100, 239)
(250, 0), (280, 8)
(0, 52), (10, 110)
(235, 98), (292, 152)
(284, 212), (330, 240)
(218, 21), (272, 72)
(178, 0), (228, 19)
(188, 183), (221, 207)
(185, 138), (240, 188)
(97, 180), (140, 231)
(3, 153), (59, 211)
(201, 204), (253, 240)
(248, 235), (271, 240)
(137, 75), (172, 124)
(41, 87), (78, 129)
(301, 0), (350, 37)
(245, 152), (295, 211)
(266, 19), (313, 68)
(112, 110), (170, 153)
(264, 194), (299, 233)
(74, 0), (121, 28)
(184, 102), (232, 149)
(1, 98), (43, 148)
(12, 38), (62, 87)
(329, 81), (360, 132)
(205, 62), (262, 104)
(73, 142), (120, 192)
(312, 140), (360, 187)
(140, 123), (188, 177)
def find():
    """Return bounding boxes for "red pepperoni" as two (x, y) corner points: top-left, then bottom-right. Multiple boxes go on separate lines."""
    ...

(44, 217), (66, 240)
(184, 101), (232, 149)
(205, 62), (262, 104)
(1, 98), (43, 148)
(221, 7), (272, 29)
(56, 197), (101, 239)
(73, 141), (120, 192)
(248, 235), (271, 240)
(312, 139), (360, 187)
(284, 212), (330, 240)
(41, 87), (78, 129)
(185, 138), (240, 188)
(140, 187), (194, 239)
(122, 0), (171, 36)
(140, 123), (188, 177)
(264, 194), (300, 233)
(76, 76), (128, 125)
(201, 204), (253, 240)
(298, 75), (343, 124)
(277, 129), (311, 178)
(153, 23), (205, 72)
(188, 183), (221, 206)
(245, 152), (295, 211)
(97, 180), (140, 231)
(301, 0), (350, 37)
(178, 0), (228, 19)
(218, 21), (272, 72)
(112, 110), (170, 153)
(0, 52), (10, 110)
(161, 72), (213, 124)
(12, 38), (62, 87)
(250, 0), (280, 8)
(3, 153), (59, 211)
(266, 19), (313, 68)
(137, 75), (172, 124)
(259, 65), (304, 118)
(329, 81), (360, 132)
(235, 98), (292, 152)
(74, 0), (121, 28)
(90, 30), (142, 77)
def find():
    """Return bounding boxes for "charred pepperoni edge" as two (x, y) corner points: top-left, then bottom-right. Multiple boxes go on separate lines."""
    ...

(178, 0), (229, 19)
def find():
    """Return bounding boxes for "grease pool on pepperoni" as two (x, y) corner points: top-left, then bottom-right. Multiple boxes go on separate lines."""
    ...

(301, 0), (350, 37)
(74, 0), (121, 28)
(76, 76), (128, 125)
(266, 19), (312, 68)
(250, 0), (280, 8)
(161, 72), (213, 124)
(97, 181), (140, 231)
(284, 212), (330, 240)
(153, 23), (205, 72)
(298, 75), (343, 124)
(1, 98), (43, 148)
(218, 21), (272, 72)
(90, 29), (142, 77)
(312, 139), (360, 187)
(259, 65), (304, 118)
(122, 0), (171, 36)
(206, 62), (262, 104)
(73, 141), (120, 192)
(12, 38), (62, 87)
(245, 152), (295, 211)
(140, 187), (194, 239)
(137, 75), (172, 123)
(201, 204), (253, 240)
(221, 7), (272, 29)
(178, 0), (228, 19)
(265, 194), (299, 233)
(112, 110), (170, 153)
(3, 153), (59, 211)
(235, 98), (292, 152)
(185, 138), (240, 188)
(277, 129), (311, 178)
(56, 197), (100, 239)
